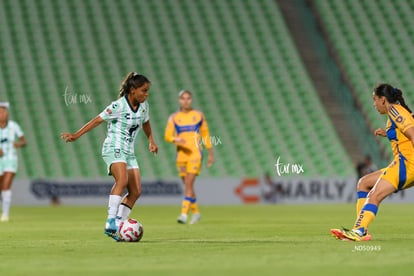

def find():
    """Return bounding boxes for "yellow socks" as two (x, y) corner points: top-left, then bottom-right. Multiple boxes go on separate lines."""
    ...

(354, 203), (378, 234)
(181, 197), (192, 215)
(181, 197), (199, 215)
(190, 202), (199, 214)
(356, 191), (368, 217)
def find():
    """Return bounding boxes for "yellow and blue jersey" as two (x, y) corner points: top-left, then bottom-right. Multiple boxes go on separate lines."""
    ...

(382, 104), (414, 190)
(165, 109), (211, 176)
(165, 109), (212, 154)
(386, 104), (414, 159)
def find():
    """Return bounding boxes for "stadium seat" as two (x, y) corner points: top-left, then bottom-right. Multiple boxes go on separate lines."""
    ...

(0, 0), (354, 178)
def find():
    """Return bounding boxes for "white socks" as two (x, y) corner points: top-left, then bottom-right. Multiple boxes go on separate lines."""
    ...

(1, 190), (12, 216)
(107, 195), (122, 219)
(116, 203), (132, 227)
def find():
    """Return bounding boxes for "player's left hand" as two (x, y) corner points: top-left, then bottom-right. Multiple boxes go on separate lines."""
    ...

(207, 153), (214, 167)
(149, 141), (158, 154)
(61, 132), (78, 143)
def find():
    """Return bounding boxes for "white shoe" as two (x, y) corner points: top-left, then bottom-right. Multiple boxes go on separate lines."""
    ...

(1, 214), (9, 222)
(177, 214), (188, 224)
(190, 213), (201, 224)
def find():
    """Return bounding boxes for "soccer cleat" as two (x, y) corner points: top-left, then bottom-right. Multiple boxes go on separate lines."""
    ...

(331, 227), (372, 241)
(0, 214), (9, 222)
(104, 218), (120, 241)
(177, 214), (188, 224)
(342, 229), (372, 242)
(330, 228), (345, 240)
(190, 213), (201, 224)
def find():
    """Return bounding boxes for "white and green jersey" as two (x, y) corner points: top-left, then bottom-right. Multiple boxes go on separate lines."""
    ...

(0, 120), (24, 160)
(99, 96), (149, 155)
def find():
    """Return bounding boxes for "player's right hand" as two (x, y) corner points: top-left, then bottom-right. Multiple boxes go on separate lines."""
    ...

(61, 132), (78, 143)
(374, 128), (386, 137)
(173, 137), (186, 145)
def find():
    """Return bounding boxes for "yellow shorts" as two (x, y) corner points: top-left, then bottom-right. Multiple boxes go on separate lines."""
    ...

(176, 151), (202, 177)
(380, 154), (414, 191)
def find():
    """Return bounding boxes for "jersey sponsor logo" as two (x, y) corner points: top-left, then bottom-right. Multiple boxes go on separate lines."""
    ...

(124, 113), (140, 120)
(112, 103), (118, 109)
(0, 138), (8, 143)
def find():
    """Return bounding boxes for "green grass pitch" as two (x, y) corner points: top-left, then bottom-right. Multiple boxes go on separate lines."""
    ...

(0, 204), (412, 276)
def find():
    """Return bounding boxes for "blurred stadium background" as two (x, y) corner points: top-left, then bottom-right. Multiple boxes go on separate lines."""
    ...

(1, 0), (413, 205)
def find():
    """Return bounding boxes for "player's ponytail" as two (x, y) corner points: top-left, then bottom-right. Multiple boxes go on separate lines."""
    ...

(374, 83), (414, 117)
(118, 72), (151, 98)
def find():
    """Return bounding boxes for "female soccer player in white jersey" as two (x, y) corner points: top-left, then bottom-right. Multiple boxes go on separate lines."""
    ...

(0, 102), (26, 222)
(61, 72), (158, 240)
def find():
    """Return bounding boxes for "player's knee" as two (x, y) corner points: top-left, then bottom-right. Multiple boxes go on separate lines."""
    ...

(116, 178), (128, 189)
(357, 175), (370, 192)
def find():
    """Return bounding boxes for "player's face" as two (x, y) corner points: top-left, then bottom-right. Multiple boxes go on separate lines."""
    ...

(372, 93), (387, 114)
(130, 82), (150, 103)
(179, 93), (192, 110)
(0, 107), (8, 123)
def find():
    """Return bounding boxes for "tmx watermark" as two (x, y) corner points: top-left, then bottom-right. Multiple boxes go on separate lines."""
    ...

(193, 134), (222, 147)
(274, 156), (304, 176)
(63, 86), (92, 106)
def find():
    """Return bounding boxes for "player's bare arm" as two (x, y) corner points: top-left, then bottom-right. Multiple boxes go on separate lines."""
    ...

(61, 116), (104, 143)
(207, 148), (214, 167)
(403, 127), (414, 147)
(143, 120), (158, 154)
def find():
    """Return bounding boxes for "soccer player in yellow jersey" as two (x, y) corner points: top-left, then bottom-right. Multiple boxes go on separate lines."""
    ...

(165, 90), (214, 224)
(331, 84), (414, 241)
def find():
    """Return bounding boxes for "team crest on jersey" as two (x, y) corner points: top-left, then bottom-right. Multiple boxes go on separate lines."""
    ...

(106, 108), (112, 114)
(114, 149), (121, 158)
(396, 116), (404, 123)
(192, 116), (196, 122)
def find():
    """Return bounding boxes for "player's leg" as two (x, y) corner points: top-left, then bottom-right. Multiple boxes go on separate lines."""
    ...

(331, 169), (386, 240)
(105, 162), (128, 239)
(176, 157), (189, 223)
(177, 156), (202, 224)
(186, 173), (201, 224)
(342, 178), (395, 241)
(116, 168), (141, 227)
(356, 170), (383, 216)
(188, 156), (202, 224)
(1, 171), (15, 222)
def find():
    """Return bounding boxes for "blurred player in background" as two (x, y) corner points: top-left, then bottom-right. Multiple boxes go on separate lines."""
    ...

(0, 102), (26, 222)
(331, 84), (414, 241)
(61, 72), (158, 240)
(165, 90), (214, 224)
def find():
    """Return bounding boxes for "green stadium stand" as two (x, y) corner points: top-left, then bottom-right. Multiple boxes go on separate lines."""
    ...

(314, 0), (414, 160)
(0, 0), (355, 178)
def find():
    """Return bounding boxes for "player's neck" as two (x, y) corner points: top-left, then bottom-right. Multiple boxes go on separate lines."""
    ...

(126, 95), (140, 111)
(180, 107), (192, 113)
(0, 121), (7, 128)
